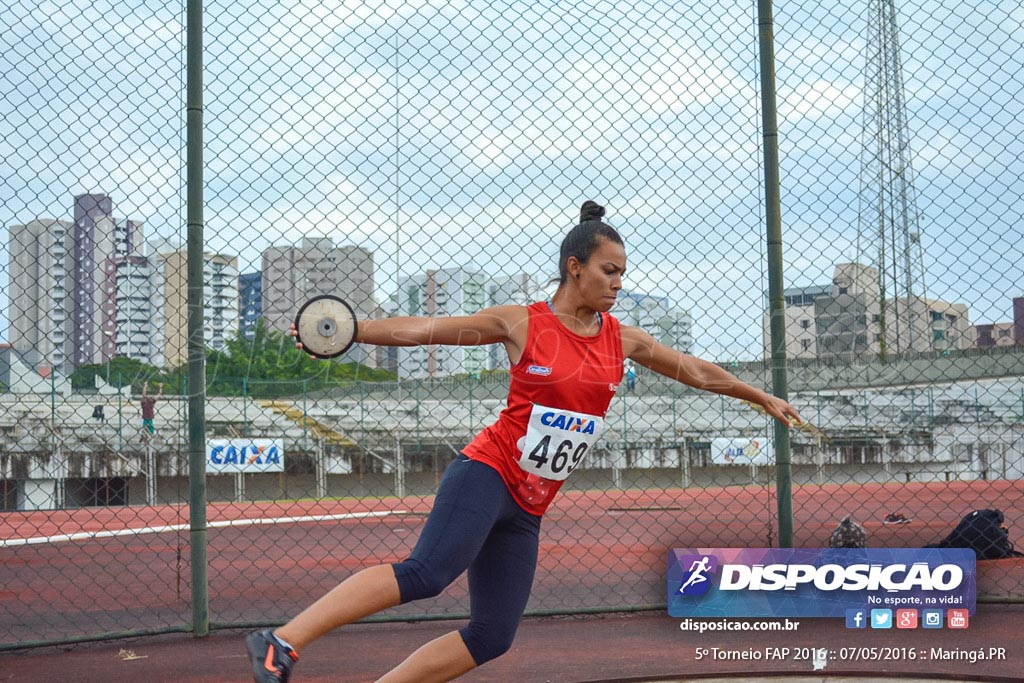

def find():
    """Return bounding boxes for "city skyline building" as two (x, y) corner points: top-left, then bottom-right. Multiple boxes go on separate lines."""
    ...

(101, 254), (166, 368)
(261, 238), (375, 366)
(7, 218), (72, 371)
(156, 247), (239, 369)
(396, 267), (490, 378)
(7, 194), (146, 373)
(69, 194), (144, 368)
(260, 238), (375, 331)
(238, 271), (262, 340)
(764, 263), (969, 360)
(615, 290), (694, 355)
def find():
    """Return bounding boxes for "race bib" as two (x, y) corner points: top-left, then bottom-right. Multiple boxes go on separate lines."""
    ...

(517, 404), (605, 481)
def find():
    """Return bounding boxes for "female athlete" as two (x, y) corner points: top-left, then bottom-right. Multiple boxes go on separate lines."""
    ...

(247, 200), (801, 682)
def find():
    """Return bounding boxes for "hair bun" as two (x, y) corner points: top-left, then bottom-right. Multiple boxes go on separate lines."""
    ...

(580, 200), (605, 222)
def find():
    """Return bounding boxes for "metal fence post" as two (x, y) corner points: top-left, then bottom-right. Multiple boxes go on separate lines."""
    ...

(186, 0), (209, 638)
(757, 0), (794, 547)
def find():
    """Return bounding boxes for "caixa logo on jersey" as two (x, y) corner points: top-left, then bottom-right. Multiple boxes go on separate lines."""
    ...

(668, 548), (976, 618)
(206, 438), (284, 474)
(540, 411), (598, 434)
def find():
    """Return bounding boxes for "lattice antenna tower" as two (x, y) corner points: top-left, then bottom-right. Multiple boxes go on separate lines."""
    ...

(856, 0), (928, 357)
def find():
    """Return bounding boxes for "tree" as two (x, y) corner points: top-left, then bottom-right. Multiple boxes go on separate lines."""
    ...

(169, 319), (395, 397)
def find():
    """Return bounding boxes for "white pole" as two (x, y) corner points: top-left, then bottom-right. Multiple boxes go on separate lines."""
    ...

(395, 435), (405, 499)
(146, 440), (157, 505)
(316, 438), (326, 499)
(54, 442), (65, 510)
(680, 434), (690, 488)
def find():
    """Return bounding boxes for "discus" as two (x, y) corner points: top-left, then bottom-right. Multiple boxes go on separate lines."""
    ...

(293, 295), (358, 359)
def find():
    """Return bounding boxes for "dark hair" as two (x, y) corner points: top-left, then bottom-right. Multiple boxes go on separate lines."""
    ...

(557, 201), (624, 285)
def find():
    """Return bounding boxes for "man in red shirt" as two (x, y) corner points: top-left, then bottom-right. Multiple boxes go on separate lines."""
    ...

(140, 381), (161, 435)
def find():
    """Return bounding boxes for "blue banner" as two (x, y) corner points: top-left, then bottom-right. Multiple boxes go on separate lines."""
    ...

(668, 548), (975, 618)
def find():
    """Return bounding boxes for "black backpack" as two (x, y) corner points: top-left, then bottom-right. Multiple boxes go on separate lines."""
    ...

(926, 509), (1023, 560)
(828, 515), (867, 549)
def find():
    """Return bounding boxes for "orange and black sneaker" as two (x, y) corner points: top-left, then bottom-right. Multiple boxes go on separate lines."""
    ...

(246, 629), (298, 682)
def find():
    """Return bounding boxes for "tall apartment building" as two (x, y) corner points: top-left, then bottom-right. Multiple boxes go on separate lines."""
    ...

(100, 255), (166, 368)
(68, 194), (143, 367)
(8, 194), (146, 372)
(156, 248), (239, 369)
(261, 239), (375, 328)
(615, 290), (694, 354)
(762, 263), (969, 359)
(397, 268), (485, 378)
(238, 271), (262, 340)
(8, 219), (72, 370)
(261, 239), (375, 365)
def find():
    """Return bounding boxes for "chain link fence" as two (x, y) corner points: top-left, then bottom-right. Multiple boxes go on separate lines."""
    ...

(2, 0), (1022, 647)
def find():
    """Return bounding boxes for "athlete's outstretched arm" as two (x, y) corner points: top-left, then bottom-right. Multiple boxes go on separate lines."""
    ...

(292, 305), (526, 351)
(355, 306), (519, 347)
(622, 325), (801, 427)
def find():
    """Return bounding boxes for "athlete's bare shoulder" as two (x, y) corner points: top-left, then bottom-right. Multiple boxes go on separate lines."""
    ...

(619, 324), (655, 359)
(479, 304), (530, 361)
(479, 305), (528, 340)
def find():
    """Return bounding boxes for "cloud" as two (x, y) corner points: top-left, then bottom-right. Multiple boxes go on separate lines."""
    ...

(3, 0), (1023, 351)
(779, 82), (862, 120)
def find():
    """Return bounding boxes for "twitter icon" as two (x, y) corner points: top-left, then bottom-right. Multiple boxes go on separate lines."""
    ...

(870, 609), (892, 629)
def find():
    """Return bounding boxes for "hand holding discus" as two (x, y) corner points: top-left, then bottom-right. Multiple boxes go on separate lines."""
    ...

(291, 295), (358, 359)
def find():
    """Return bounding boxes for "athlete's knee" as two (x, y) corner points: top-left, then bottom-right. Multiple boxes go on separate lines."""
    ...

(459, 620), (518, 665)
(392, 558), (451, 602)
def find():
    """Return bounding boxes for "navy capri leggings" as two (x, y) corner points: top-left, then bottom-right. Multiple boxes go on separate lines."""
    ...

(392, 454), (541, 666)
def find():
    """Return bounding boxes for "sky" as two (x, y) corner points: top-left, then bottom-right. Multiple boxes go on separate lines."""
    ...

(1, 0), (1022, 360)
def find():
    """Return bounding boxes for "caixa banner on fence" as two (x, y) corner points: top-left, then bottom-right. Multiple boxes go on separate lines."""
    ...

(710, 437), (773, 465)
(668, 548), (976, 618)
(206, 439), (284, 474)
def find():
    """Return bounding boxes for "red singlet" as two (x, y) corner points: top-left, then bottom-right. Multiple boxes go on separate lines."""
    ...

(462, 301), (624, 515)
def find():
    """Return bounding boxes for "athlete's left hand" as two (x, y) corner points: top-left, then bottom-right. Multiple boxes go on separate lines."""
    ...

(749, 394), (803, 428)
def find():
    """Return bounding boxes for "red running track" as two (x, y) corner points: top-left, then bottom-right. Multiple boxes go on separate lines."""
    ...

(1, 479), (1022, 646)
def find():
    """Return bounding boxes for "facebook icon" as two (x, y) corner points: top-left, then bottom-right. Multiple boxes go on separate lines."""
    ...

(845, 609), (866, 629)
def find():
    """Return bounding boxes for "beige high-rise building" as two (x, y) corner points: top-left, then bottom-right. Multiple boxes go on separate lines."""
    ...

(156, 248), (239, 369)
(260, 239), (375, 334)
